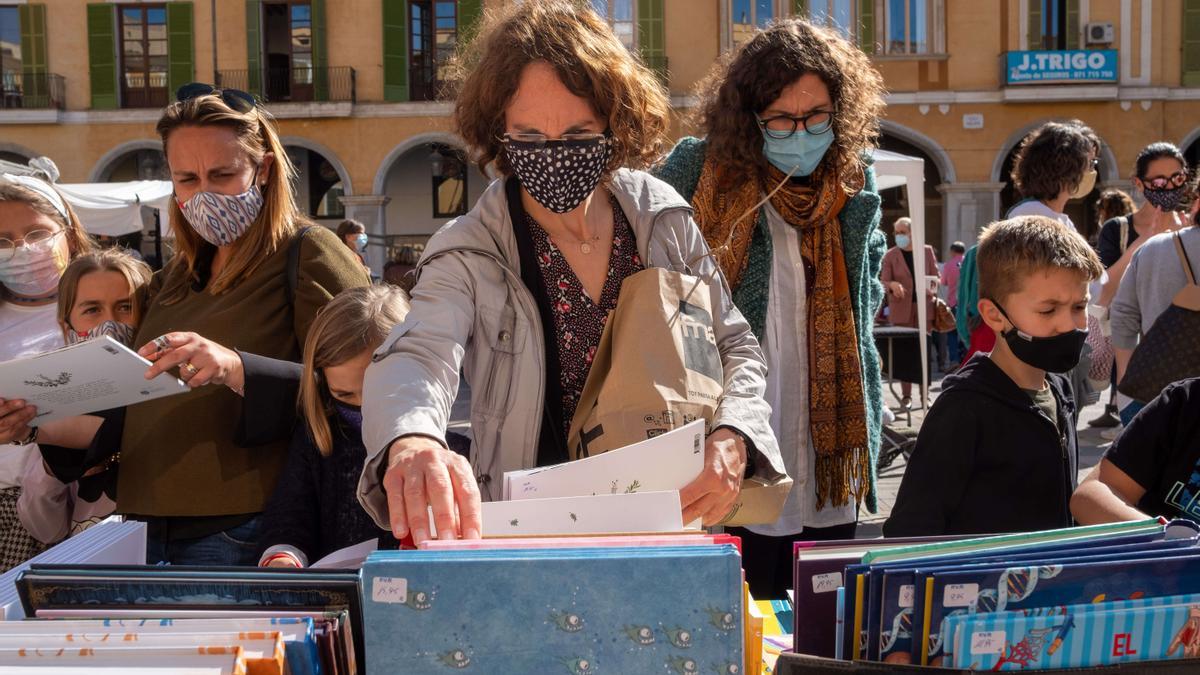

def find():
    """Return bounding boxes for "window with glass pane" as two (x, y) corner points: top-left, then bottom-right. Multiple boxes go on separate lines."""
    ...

(1036, 0), (1069, 49)
(409, 0), (456, 101)
(0, 8), (19, 107)
(291, 4), (313, 85)
(808, 0), (856, 39)
(591, 0), (635, 50)
(119, 5), (169, 108)
(729, 0), (776, 47)
(884, 0), (931, 54)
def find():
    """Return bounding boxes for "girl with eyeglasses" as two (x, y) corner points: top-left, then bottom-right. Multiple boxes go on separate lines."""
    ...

(655, 19), (887, 599)
(0, 174), (95, 570)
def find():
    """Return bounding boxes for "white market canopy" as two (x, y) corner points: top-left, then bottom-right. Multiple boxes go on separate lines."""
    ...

(54, 181), (174, 237)
(870, 147), (931, 408)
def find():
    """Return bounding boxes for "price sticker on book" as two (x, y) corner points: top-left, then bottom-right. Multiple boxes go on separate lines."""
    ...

(899, 584), (914, 609)
(371, 576), (409, 604)
(971, 630), (1006, 655)
(943, 583), (979, 607)
(811, 572), (842, 594)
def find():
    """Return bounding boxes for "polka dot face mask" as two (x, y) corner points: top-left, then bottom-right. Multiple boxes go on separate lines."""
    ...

(504, 133), (613, 214)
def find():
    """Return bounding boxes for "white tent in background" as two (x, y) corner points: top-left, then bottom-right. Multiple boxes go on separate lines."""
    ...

(870, 148), (930, 409)
(53, 181), (174, 237)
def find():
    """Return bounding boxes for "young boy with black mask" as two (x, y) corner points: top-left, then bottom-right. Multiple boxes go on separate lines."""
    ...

(884, 215), (1104, 536)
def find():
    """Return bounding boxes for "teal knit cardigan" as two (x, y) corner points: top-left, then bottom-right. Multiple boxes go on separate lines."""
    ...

(654, 137), (888, 513)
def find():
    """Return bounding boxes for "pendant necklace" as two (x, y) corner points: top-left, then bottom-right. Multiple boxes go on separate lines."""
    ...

(578, 235), (602, 255)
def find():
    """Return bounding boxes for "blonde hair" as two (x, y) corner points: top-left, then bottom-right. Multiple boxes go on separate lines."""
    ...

(301, 285), (411, 456)
(155, 93), (304, 304)
(0, 182), (95, 297)
(977, 215), (1104, 304)
(56, 249), (153, 337)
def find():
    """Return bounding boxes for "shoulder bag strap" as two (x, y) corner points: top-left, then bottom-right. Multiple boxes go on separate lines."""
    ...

(1173, 231), (1197, 286)
(286, 226), (316, 305)
(1118, 216), (1130, 254)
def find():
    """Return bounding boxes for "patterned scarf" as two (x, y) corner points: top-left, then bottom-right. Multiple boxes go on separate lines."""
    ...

(691, 157), (870, 509)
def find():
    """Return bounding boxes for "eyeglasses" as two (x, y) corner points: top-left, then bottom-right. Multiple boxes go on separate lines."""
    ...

(0, 228), (62, 263)
(1140, 171), (1189, 190)
(175, 82), (257, 113)
(501, 132), (610, 152)
(756, 110), (836, 139)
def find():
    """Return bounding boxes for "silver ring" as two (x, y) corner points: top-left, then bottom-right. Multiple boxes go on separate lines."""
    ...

(153, 335), (171, 352)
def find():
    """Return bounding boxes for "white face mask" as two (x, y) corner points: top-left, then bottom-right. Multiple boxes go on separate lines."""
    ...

(177, 171), (265, 247)
(0, 231), (67, 297)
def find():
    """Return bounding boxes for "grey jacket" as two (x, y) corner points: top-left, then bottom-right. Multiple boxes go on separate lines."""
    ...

(357, 168), (786, 528)
(1111, 227), (1200, 350)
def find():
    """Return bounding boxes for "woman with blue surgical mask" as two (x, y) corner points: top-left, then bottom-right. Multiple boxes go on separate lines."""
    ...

(655, 18), (888, 600)
(335, 219), (370, 269)
(880, 216), (941, 408)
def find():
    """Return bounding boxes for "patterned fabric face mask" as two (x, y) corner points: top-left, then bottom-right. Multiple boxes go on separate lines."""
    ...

(178, 173), (265, 246)
(505, 134), (613, 214)
(66, 319), (137, 347)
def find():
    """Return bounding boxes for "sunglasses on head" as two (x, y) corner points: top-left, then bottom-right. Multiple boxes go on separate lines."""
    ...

(175, 82), (257, 113)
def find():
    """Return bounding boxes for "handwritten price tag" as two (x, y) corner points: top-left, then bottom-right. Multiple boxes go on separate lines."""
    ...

(971, 630), (1006, 655)
(811, 572), (842, 594)
(898, 584), (914, 609)
(371, 576), (409, 604)
(943, 583), (979, 608)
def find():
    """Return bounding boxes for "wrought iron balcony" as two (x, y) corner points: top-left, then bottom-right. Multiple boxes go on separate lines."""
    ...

(0, 72), (66, 110)
(216, 66), (356, 104)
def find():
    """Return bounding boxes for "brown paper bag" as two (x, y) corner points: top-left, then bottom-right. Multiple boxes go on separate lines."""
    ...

(567, 267), (792, 526)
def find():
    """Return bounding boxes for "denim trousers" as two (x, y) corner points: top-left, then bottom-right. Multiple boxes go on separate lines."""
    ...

(144, 515), (263, 566)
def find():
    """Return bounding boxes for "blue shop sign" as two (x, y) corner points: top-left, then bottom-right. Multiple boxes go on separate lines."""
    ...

(1005, 50), (1118, 85)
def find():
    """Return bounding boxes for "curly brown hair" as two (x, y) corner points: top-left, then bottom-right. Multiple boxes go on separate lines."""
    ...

(691, 18), (886, 191)
(1010, 121), (1097, 202)
(449, 0), (670, 177)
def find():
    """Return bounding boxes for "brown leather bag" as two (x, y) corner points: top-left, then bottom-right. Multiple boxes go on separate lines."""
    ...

(931, 297), (957, 333)
(1118, 232), (1200, 402)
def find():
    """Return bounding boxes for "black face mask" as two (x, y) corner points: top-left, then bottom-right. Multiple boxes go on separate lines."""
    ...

(992, 301), (1087, 374)
(1143, 185), (1188, 211)
(505, 134), (613, 214)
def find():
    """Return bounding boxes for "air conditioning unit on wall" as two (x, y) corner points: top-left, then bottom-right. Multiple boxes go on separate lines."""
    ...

(1085, 22), (1114, 45)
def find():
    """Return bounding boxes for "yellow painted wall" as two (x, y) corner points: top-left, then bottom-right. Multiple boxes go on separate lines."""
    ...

(944, 0), (1002, 91)
(664, 0), (719, 95)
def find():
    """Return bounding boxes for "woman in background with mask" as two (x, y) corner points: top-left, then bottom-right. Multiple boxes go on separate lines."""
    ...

(359, 1), (785, 549)
(655, 18), (887, 600)
(0, 174), (95, 569)
(880, 216), (940, 409)
(336, 219), (370, 269)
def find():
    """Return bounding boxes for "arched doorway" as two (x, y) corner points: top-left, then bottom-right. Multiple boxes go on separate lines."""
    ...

(95, 147), (169, 182)
(90, 143), (170, 266)
(376, 134), (488, 243)
(877, 134), (946, 254)
(282, 141), (351, 221)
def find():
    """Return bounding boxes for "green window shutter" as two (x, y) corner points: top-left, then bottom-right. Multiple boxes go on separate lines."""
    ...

(792, 0), (808, 15)
(858, 0), (874, 54)
(246, 0), (262, 96)
(312, 0), (328, 100)
(638, 0), (666, 81)
(1064, 0), (1080, 49)
(382, 0), (408, 101)
(458, 0), (482, 44)
(1184, 0), (1200, 86)
(166, 3), (194, 98)
(86, 3), (117, 110)
(18, 4), (48, 106)
(1027, 0), (1043, 50)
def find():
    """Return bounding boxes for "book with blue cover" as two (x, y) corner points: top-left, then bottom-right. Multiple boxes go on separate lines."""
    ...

(946, 593), (1200, 669)
(361, 545), (744, 675)
(920, 550), (1200, 666)
(841, 520), (1171, 662)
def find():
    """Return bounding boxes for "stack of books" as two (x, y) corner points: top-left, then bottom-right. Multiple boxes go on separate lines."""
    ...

(787, 518), (1200, 670)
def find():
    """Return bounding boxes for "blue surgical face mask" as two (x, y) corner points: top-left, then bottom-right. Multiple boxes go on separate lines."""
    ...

(895, 234), (911, 250)
(354, 233), (368, 253)
(759, 126), (836, 177)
